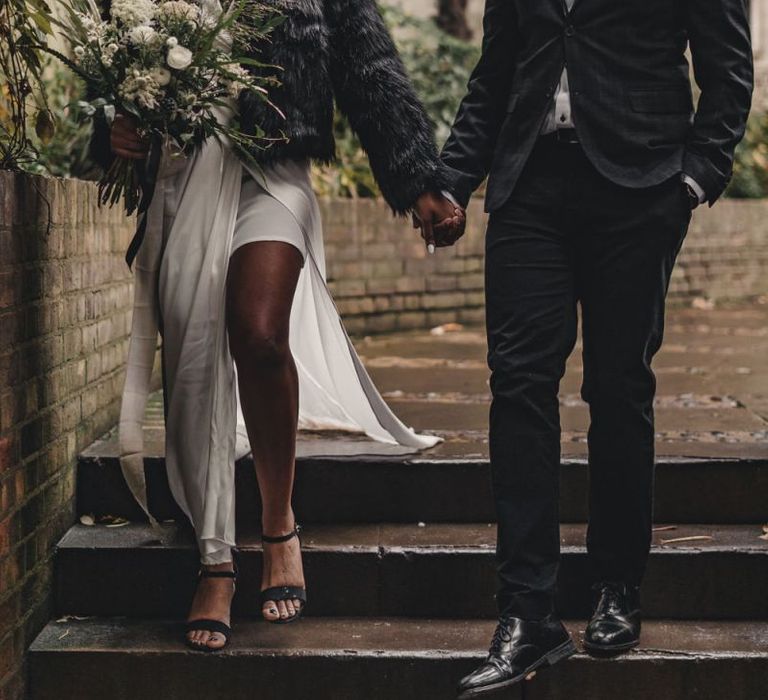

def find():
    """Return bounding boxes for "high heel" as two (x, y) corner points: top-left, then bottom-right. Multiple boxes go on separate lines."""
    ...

(260, 525), (307, 624)
(184, 549), (239, 652)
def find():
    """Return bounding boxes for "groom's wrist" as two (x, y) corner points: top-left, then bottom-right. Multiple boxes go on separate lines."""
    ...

(441, 190), (463, 210)
(681, 174), (706, 205)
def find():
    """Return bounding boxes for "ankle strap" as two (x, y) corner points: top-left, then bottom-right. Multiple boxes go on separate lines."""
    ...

(262, 524), (302, 544)
(198, 569), (237, 579)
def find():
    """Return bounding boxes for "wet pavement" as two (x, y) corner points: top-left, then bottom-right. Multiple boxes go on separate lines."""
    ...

(128, 303), (768, 461)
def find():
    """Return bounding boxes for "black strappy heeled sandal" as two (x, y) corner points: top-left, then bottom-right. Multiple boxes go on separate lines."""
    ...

(260, 525), (307, 625)
(184, 550), (239, 652)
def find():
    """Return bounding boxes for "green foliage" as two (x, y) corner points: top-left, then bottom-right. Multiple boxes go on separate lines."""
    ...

(312, 7), (480, 199)
(726, 111), (768, 199)
(312, 110), (380, 199)
(24, 63), (98, 178)
(0, 0), (55, 169)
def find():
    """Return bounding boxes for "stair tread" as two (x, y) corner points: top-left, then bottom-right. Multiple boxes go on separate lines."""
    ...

(58, 522), (768, 553)
(80, 437), (768, 465)
(30, 617), (768, 657)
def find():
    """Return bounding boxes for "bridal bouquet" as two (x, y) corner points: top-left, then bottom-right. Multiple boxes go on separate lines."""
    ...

(49, 0), (280, 223)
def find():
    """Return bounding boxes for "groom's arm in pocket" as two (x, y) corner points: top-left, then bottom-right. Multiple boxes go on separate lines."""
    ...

(682, 0), (753, 206)
(439, 0), (519, 210)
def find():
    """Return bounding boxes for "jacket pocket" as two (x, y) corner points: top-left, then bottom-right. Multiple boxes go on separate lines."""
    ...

(507, 93), (520, 113)
(629, 88), (693, 114)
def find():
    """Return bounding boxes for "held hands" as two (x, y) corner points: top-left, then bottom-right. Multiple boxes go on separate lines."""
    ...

(110, 114), (150, 161)
(413, 192), (467, 253)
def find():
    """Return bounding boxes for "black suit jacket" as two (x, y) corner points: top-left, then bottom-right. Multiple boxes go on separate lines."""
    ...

(441, 0), (754, 211)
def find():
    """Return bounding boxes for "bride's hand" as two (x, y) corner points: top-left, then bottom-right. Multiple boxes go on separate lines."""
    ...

(110, 114), (150, 160)
(413, 192), (466, 251)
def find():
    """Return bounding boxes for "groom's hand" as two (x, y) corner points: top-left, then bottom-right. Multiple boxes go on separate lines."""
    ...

(413, 192), (466, 251)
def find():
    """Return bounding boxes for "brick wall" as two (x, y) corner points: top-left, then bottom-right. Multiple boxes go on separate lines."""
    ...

(0, 172), (136, 700)
(671, 199), (768, 302)
(324, 197), (768, 335)
(323, 198), (487, 335)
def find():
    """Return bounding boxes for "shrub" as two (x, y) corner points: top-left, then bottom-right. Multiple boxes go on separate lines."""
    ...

(0, 0), (55, 169)
(24, 63), (98, 179)
(726, 111), (768, 199)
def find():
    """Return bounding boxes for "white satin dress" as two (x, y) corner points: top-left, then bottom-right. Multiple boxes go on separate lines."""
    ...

(117, 140), (441, 565)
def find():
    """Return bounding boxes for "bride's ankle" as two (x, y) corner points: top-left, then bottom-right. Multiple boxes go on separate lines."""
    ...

(261, 512), (296, 537)
(200, 561), (235, 573)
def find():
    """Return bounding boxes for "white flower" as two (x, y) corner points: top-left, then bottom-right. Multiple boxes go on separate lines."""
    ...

(166, 36), (178, 47)
(111, 0), (156, 27)
(224, 64), (252, 98)
(158, 1), (199, 22)
(167, 45), (193, 70)
(128, 25), (157, 45)
(74, 46), (85, 57)
(75, 11), (107, 42)
(119, 71), (161, 110)
(151, 67), (172, 86)
(102, 42), (119, 67)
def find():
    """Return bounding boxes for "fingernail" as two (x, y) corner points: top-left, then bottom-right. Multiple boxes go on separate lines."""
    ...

(428, 244), (435, 255)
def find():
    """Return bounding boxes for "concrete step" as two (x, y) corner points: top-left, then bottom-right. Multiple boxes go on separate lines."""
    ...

(28, 617), (768, 700)
(76, 449), (768, 526)
(54, 523), (768, 620)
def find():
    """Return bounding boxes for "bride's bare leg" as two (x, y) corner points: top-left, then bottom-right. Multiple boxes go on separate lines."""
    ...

(226, 241), (306, 622)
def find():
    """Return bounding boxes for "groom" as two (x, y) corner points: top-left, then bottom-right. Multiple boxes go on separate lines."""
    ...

(415, 0), (753, 696)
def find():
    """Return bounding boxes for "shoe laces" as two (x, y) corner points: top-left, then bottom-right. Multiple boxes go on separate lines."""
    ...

(489, 619), (513, 655)
(593, 582), (625, 614)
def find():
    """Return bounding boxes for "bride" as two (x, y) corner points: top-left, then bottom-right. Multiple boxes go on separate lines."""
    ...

(95, 0), (463, 651)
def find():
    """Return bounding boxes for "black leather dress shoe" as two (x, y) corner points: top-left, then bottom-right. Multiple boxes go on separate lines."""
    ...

(457, 615), (576, 698)
(583, 582), (641, 655)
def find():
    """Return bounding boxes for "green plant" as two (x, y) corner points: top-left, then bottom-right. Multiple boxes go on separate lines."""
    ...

(726, 111), (768, 199)
(0, 0), (55, 169)
(312, 7), (481, 199)
(25, 62), (97, 179)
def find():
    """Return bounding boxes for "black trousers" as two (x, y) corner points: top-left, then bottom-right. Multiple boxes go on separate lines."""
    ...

(486, 137), (691, 619)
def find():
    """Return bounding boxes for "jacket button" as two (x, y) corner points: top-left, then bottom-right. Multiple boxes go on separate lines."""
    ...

(565, 25), (575, 37)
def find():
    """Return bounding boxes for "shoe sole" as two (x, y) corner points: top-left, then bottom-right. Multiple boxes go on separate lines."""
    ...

(456, 638), (577, 699)
(582, 638), (640, 657)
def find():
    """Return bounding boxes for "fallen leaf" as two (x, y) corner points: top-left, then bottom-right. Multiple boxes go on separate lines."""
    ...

(430, 322), (464, 336)
(57, 629), (70, 641)
(691, 297), (715, 311)
(660, 535), (714, 545)
(652, 526), (678, 533)
(79, 514), (95, 526)
(525, 672), (537, 681)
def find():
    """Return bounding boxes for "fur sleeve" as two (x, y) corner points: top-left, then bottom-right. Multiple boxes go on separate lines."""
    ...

(325, 0), (448, 213)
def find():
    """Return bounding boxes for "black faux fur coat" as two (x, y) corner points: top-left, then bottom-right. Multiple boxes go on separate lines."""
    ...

(240, 0), (446, 212)
(91, 0), (446, 213)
